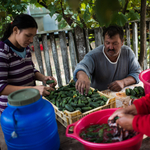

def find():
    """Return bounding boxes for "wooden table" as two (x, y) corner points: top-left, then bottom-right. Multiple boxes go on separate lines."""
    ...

(101, 82), (144, 108)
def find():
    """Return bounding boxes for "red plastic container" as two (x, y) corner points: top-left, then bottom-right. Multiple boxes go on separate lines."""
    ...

(66, 108), (143, 150)
(139, 69), (150, 95)
(31, 44), (43, 51)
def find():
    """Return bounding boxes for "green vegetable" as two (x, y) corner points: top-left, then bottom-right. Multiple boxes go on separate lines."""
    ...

(46, 80), (55, 84)
(98, 129), (104, 137)
(44, 80), (109, 113)
(125, 88), (131, 96)
(81, 107), (92, 111)
(130, 89), (137, 96)
(65, 104), (74, 112)
(89, 102), (99, 108)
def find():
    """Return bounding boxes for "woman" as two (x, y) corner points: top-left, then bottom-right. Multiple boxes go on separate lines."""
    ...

(0, 14), (57, 113)
(109, 93), (150, 136)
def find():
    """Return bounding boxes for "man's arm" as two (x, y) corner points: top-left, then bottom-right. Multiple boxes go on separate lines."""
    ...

(73, 54), (95, 94)
(127, 47), (141, 84)
(75, 71), (90, 95)
(108, 76), (136, 92)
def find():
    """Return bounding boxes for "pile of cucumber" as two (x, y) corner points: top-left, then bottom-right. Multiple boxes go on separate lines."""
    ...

(125, 86), (145, 99)
(45, 81), (108, 113)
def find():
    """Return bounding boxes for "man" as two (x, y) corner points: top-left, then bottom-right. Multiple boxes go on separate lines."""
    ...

(73, 25), (141, 95)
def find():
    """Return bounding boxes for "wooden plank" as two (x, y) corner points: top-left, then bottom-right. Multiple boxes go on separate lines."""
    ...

(68, 31), (77, 74)
(132, 22), (138, 59)
(37, 28), (73, 35)
(100, 27), (104, 44)
(33, 35), (45, 76)
(59, 31), (71, 84)
(49, 33), (62, 87)
(74, 26), (86, 62)
(41, 34), (52, 76)
(84, 28), (91, 52)
(125, 23), (131, 47)
(94, 27), (102, 48)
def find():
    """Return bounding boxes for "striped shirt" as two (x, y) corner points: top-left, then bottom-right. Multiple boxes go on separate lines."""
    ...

(0, 41), (39, 113)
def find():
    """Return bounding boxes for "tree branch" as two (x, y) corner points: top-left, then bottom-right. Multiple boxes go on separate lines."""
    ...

(122, 0), (129, 14)
(37, 0), (74, 26)
(37, 0), (47, 8)
(78, 8), (87, 28)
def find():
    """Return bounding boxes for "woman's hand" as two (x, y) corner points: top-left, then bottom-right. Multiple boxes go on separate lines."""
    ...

(43, 76), (57, 88)
(116, 114), (134, 130)
(108, 104), (137, 121)
(108, 108), (127, 121)
(33, 85), (54, 96)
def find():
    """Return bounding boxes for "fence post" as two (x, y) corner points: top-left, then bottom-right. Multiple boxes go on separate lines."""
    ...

(132, 22), (138, 59)
(74, 26), (87, 62)
(59, 31), (71, 84)
(41, 34), (52, 76)
(49, 33), (62, 87)
(84, 28), (91, 53)
(94, 27), (102, 48)
(68, 31), (77, 74)
(33, 35), (45, 76)
(125, 23), (131, 47)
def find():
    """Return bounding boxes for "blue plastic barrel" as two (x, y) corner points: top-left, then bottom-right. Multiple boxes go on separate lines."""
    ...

(1, 88), (60, 150)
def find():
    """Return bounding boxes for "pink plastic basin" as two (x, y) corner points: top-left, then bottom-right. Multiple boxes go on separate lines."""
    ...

(139, 69), (150, 95)
(66, 108), (143, 150)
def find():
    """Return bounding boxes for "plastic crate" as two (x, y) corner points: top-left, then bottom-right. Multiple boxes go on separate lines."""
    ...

(44, 88), (116, 131)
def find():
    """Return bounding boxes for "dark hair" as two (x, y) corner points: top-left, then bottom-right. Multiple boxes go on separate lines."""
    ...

(1, 14), (38, 41)
(103, 25), (124, 41)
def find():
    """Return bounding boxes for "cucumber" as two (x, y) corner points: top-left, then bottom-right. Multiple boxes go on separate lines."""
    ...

(65, 104), (74, 112)
(133, 87), (140, 95)
(125, 88), (130, 96)
(89, 102), (99, 108)
(77, 103), (85, 107)
(137, 86), (145, 96)
(101, 95), (108, 102)
(130, 89), (137, 96)
(46, 80), (55, 84)
(81, 107), (92, 111)
(70, 102), (77, 107)
(90, 93), (100, 98)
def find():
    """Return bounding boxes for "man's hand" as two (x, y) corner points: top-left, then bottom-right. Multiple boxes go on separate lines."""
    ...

(76, 71), (90, 95)
(108, 80), (124, 91)
(116, 114), (134, 130)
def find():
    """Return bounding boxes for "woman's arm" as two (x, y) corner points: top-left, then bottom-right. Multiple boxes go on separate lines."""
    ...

(34, 72), (57, 87)
(0, 84), (54, 96)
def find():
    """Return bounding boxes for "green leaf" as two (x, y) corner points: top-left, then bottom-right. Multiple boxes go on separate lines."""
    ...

(118, 0), (126, 6)
(48, 4), (57, 17)
(127, 10), (140, 21)
(59, 20), (68, 29)
(112, 12), (127, 26)
(83, 7), (91, 22)
(95, 0), (121, 26)
(57, 14), (63, 22)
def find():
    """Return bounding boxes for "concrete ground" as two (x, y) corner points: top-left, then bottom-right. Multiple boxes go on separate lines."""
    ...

(0, 120), (150, 150)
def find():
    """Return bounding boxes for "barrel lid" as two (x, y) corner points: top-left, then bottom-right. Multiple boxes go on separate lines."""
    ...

(8, 88), (41, 106)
